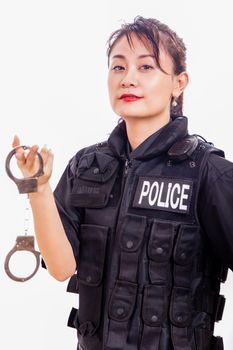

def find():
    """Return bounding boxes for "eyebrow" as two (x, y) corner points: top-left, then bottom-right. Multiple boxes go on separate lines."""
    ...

(111, 54), (155, 60)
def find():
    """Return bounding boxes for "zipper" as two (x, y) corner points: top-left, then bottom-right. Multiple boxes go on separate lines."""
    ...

(124, 158), (132, 176)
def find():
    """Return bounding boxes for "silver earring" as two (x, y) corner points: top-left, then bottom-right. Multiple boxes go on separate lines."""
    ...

(172, 97), (178, 107)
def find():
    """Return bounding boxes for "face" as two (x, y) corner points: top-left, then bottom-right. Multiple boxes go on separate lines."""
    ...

(108, 34), (185, 122)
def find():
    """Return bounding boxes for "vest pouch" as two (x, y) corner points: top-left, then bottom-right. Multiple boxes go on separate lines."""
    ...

(106, 280), (137, 349)
(120, 214), (147, 252)
(70, 152), (119, 208)
(173, 225), (200, 288)
(170, 286), (192, 327)
(148, 220), (176, 284)
(77, 224), (109, 341)
(174, 225), (199, 266)
(142, 284), (167, 327)
(140, 284), (167, 350)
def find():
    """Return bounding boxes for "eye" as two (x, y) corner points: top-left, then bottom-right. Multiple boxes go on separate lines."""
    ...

(112, 65), (125, 71)
(140, 64), (154, 70)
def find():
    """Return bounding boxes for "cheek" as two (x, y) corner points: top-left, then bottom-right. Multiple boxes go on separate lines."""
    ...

(107, 79), (115, 103)
(146, 76), (173, 98)
(108, 75), (117, 96)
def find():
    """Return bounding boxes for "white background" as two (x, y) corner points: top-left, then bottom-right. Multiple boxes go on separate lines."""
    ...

(0, 0), (233, 349)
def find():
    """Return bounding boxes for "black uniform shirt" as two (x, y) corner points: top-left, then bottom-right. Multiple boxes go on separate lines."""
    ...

(198, 153), (233, 270)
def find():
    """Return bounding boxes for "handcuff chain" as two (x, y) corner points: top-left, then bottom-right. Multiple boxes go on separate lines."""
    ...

(24, 197), (30, 236)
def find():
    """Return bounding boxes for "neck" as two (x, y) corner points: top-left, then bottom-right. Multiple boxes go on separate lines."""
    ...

(124, 114), (171, 151)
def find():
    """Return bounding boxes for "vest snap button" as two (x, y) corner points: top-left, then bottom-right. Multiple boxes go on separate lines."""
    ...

(116, 307), (124, 316)
(180, 252), (186, 260)
(86, 275), (92, 283)
(177, 315), (183, 322)
(151, 315), (158, 322)
(110, 194), (114, 199)
(126, 240), (134, 249)
(156, 247), (163, 254)
(93, 168), (99, 174)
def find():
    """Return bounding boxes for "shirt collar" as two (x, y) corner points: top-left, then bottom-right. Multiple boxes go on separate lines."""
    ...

(107, 115), (188, 160)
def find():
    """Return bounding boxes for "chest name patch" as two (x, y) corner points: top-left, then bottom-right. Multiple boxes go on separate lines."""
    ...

(133, 177), (193, 214)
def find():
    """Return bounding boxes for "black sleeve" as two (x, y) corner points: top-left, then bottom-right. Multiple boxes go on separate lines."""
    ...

(42, 151), (84, 270)
(198, 154), (233, 271)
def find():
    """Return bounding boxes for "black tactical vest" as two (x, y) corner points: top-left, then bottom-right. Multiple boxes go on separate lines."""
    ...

(66, 117), (227, 350)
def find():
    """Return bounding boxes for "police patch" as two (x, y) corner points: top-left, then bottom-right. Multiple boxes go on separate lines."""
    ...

(133, 176), (193, 214)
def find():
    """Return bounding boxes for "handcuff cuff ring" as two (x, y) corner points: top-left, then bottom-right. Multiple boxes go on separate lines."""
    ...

(5, 145), (44, 194)
(4, 236), (41, 282)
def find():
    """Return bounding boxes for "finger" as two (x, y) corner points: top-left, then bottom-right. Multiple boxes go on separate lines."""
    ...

(15, 147), (26, 164)
(46, 149), (54, 167)
(12, 135), (20, 148)
(43, 149), (54, 176)
(12, 135), (27, 165)
(43, 148), (54, 168)
(40, 145), (50, 164)
(26, 145), (39, 168)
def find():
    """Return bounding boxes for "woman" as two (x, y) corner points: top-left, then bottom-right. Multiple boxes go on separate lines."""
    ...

(13, 16), (233, 350)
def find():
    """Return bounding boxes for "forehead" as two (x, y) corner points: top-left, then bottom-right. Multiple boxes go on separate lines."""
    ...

(109, 33), (154, 57)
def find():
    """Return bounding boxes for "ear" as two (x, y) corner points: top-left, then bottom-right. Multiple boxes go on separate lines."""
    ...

(172, 71), (189, 98)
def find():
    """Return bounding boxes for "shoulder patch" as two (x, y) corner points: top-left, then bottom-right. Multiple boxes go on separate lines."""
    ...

(133, 176), (193, 214)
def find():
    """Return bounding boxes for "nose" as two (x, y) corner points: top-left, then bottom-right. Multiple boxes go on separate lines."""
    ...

(121, 81), (135, 88)
(121, 68), (138, 88)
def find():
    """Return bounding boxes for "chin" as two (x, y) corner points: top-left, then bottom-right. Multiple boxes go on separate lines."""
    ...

(117, 109), (146, 119)
(119, 115), (147, 122)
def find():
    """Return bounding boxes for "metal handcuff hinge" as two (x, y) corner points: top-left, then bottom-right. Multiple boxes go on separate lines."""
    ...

(4, 145), (44, 282)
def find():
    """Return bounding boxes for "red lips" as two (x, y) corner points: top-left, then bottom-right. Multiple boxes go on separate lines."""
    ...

(120, 94), (142, 102)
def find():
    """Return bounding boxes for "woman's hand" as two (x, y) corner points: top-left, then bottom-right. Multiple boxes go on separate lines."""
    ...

(12, 135), (54, 190)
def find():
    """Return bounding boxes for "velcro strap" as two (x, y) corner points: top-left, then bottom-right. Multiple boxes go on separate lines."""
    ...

(212, 336), (224, 350)
(140, 324), (161, 350)
(66, 274), (79, 294)
(67, 307), (78, 329)
(217, 265), (228, 282)
(215, 295), (225, 321)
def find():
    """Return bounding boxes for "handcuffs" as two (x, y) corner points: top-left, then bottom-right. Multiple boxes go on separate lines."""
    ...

(5, 146), (44, 282)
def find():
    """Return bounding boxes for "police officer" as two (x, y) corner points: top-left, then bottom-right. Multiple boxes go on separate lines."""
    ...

(13, 16), (233, 350)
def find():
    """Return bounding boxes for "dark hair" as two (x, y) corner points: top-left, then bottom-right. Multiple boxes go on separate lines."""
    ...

(106, 16), (187, 116)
